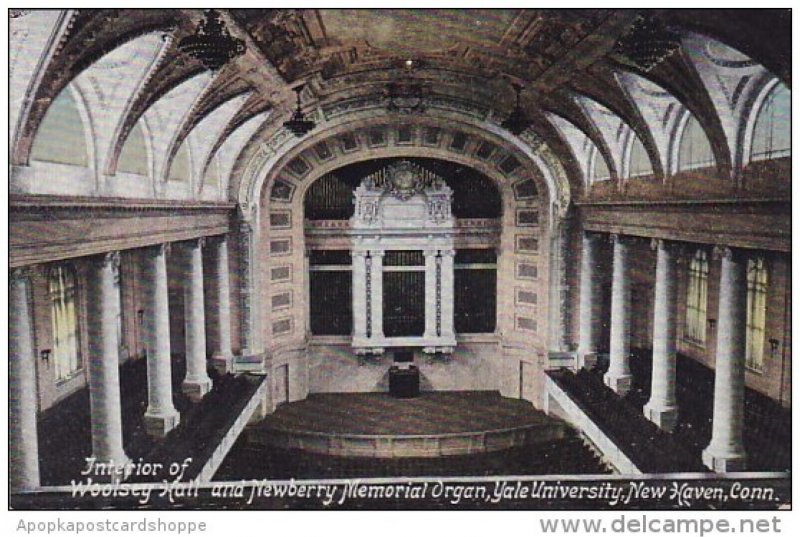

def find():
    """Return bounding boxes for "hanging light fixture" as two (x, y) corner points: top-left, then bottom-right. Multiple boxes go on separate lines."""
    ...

(178, 9), (246, 71)
(613, 15), (680, 72)
(501, 82), (531, 135)
(283, 85), (316, 137)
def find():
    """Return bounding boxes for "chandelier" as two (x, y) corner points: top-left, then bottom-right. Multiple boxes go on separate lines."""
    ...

(385, 59), (427, 114)
(178, 10), (246, 71)
(501, 82), (531, 135)
(613, 15), (680, 72)
(283, 85), (316, 137)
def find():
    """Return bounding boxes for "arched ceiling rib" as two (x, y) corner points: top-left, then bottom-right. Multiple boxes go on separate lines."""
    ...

(615, 71), (687, 176)
(9, 10), (68, 157)
(70, 32), (165, 178)
(10, 9), (791, 204)
(11, 9), (182, 165)
(142, 71), (213, 184)
(186, 92), (252, 196)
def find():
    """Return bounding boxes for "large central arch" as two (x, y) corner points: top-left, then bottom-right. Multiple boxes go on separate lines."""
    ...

(240, 111), (568, 407)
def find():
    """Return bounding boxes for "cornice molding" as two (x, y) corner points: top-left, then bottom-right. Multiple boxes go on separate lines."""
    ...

(10, 194), (237, 213)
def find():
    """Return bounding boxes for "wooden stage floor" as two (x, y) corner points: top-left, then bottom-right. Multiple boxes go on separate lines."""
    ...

(249, 391), (565, 458)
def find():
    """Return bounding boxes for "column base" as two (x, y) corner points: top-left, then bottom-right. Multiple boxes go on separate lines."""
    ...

(577, 352), (598, 370)
(604, 372), (633, 396)
(211, 352), (234, 375)
(182, 377), (212, 402)
(643, 403), (679, 432)
(143, 409), (180, 438)
(702, 446), (747, 473)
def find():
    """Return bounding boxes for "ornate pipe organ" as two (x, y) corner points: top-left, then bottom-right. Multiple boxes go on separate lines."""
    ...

(350, 160), (457, 356)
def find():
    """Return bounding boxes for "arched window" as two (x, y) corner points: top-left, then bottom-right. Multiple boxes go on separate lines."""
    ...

(48, 265), (81, 381)
(678, 115), (715, 171)
(590, 146), (611, 182)
(31, 87), (89, 167)
(751, 84), (790, 161)
(117, 121), (149, 176)
(685, 249), (709, 344)
(746, 257), (768, 372)
(627, 136), (653, 178)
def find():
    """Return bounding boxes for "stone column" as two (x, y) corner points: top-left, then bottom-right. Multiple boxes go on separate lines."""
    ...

(182, 238), (212, 402)
(210, 235), (233, 374)
(604, 234), (633, 395)
(142, 243), (180, 437)
(352, 251), (368, 340)
(644, 239), (680, 431)
(577, 233), (600, 369)
(440, 249), (456, 340)
(86, 252), (129, 479)
(9, 269), (40, 492)
(370, 251), (385, 339)
(703, 246), (748, 472)
(423, 249), (439, 338)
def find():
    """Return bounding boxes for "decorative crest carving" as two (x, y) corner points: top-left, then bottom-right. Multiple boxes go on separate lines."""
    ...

(385, 160), (426, 200)
(352, 160), (453, 226)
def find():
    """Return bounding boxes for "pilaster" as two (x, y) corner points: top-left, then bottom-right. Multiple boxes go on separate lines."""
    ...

(9, 268), (40, 492)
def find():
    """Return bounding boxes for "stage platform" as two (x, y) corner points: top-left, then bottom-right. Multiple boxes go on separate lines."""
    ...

(249, 391), (565, 458)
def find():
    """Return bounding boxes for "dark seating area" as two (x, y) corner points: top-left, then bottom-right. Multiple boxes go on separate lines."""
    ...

(135, 372), (263, 482)
(623, 349), (791, 472)
(551, 349), (790, 473)
(548, 368), (704, 473)
(38, 356), (192, 486)
(37, 356), (262, 485)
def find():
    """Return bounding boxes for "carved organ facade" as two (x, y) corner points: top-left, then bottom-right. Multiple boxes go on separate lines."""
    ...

(350, 161), (457, 355)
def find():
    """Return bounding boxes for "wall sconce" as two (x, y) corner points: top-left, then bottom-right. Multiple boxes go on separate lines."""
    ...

(707, 318), (716, 331)
(137, 309), (144, 325)
(769, 338), (780, 357)
(40, 349), (51, 367)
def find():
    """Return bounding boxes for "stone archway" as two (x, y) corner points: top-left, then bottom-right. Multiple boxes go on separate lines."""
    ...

(244, 115), (565, 407)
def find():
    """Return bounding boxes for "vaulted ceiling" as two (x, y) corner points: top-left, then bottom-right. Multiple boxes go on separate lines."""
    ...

(9, 8), (791, 205)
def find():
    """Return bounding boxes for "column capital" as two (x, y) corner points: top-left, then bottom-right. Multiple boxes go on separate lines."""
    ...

(650, 238), (684, 254)
(95, 251), (121, 270)
(369, 250), (385, 258)
(608, 233), (625, 244)
(186, 237), (206, 249)
(146, 243), (171, 257)
(423, 249), (439, 257)
(350, 250), (368, 259)
(10, 267), (34, 283)
(440, 249), (456, 258)
(583, 230), (604, 242)
(712, 244), (745, 261)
